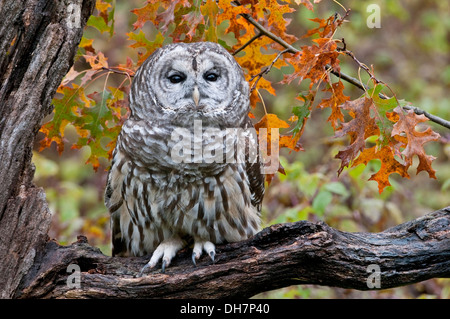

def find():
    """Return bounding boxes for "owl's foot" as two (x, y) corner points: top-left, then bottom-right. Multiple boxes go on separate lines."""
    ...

(138, 237), (184, 276)
(192, 240), (216, 266)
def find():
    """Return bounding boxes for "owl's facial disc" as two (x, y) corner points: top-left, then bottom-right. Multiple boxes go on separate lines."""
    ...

(145, 44), (248, 125)
(161, 56), (229, 111)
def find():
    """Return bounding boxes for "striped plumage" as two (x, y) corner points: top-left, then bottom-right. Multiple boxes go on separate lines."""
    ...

(105, 42), (265, 273)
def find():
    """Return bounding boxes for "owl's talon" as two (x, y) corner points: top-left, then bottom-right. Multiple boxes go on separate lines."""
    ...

(137, 263), (151, 277)
(192, 240), (216, 266)
(139, 237), (184, 275)
(161, 260), (167, 273)
(192, 252), (197, 267)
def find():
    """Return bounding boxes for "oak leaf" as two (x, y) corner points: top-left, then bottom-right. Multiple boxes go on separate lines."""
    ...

(317, 80), (349, 129)
(254, 113), (301, 183)
(391, 106), (441, 178)
(283, 38), (339, 88)
(352, 145), (410, 193)
(335, 97), (380, 175)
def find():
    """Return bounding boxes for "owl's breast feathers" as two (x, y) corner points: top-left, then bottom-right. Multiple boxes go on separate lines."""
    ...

(105, 116), (265, 256)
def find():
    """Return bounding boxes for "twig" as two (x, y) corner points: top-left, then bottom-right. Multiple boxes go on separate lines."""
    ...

(402, 105), (450, 130)
(232, 1), (450, 130)
(239, 12), (298, 54)
(249, 49), (290, 93)
(233, 32), (263, 56)
(101, 66), (135, 77)
(342, 49), (381, 85)
(341, 50), (450, 129)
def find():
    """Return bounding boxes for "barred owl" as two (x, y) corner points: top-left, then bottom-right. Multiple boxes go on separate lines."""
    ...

(105, 42), (265, 275)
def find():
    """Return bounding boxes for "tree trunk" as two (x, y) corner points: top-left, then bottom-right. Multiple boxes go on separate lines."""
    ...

(0, 0), (95, 298)
(0, 0), (449, 300)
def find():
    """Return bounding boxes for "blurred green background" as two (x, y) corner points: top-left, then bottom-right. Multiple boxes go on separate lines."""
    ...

(33, 0), (450, 298)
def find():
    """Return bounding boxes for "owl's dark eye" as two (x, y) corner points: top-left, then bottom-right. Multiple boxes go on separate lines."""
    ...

(204, 72), (219, 82)
(168, 74), (186, 84)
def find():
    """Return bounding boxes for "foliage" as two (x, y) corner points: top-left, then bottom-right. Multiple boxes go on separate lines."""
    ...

(39, 0), (443, 193)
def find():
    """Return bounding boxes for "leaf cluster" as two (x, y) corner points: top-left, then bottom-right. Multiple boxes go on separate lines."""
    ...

(39, 0), (442, 191)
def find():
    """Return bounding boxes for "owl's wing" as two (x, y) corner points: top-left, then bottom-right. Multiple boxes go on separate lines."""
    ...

(242, 116), (265, 211)
(105, 160), (129, 257)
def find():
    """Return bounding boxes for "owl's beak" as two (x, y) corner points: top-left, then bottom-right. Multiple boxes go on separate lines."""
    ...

(192, 86), (200, 107)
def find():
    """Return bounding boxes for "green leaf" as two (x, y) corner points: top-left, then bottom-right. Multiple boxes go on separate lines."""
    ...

(312, 189), (332, 216)
(127, 30), (165, 64)
(201, 0), (219, 42)
(324, 182), (350, 198)
(87, 0), (115, 36)
(87, 16), (112, 34)
(107, 0), (116, 37)
(40, 84), (92, 154)
(292, 93), (312, 136)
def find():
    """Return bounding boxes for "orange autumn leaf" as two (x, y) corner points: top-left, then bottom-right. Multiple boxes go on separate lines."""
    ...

(254, 113), (302, 154)
(254, 0), (297, 45)
(235, 32), (286, 106)
(352, 145), (410, 193)
(391, 106), (441, 178)
(235, 35), (285, 78)
(254, 113), (302, 184)
(317, 80), (349, 129)
(255, 113), (290, 130)
(279, 135), (303, 152)
(217, 0), (250, 36)
(130, 0), (160, 30)
(84, 52), (109, 70)
(283, 38), (339, 88)
(302, 13), (342, 39)
(335, 97), (380, 175)
(96, 0), (112, 24)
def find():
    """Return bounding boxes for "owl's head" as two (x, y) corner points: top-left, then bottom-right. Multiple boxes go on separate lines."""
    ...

(129, 42), (250, 127)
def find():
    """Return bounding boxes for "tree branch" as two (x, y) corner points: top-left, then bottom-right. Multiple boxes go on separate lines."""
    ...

(18, 207), (450, 298)
(234, 2), (450, 130)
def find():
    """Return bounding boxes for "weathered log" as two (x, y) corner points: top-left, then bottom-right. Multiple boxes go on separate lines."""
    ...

(18, 207), (450, 298)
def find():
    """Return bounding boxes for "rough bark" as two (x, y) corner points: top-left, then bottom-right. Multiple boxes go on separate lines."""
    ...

(17, 207), (450, 299)
(0, 0), (95, 298)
